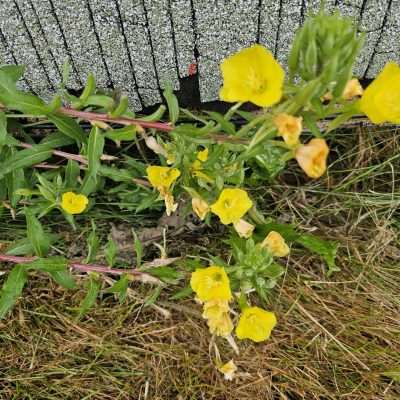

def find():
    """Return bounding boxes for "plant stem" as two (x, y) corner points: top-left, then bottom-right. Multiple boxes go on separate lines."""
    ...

(0, 254), (159, 281)
(59, 107), (174, 132)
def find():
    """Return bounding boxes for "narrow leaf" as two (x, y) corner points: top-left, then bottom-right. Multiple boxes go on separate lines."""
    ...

(25, 208), (50, 257)
(48, 113), (87, 144)
(78, 275), (101, 318)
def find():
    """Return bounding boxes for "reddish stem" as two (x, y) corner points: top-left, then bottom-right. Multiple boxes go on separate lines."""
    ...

(59, 107), (174, 132)
(0, 254), (150, 277)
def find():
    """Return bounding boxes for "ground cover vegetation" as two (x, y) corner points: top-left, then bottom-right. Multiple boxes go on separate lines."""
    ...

(0, 6), (399, 399)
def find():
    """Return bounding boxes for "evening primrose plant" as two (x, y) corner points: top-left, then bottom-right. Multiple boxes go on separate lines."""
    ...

(0, 7), (399, 362)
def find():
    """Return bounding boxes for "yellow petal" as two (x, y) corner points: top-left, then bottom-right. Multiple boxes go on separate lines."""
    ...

(192, 197), (210, 220)
(207, 310), (234, 337)
(202, 299), (230, 320)
(233, 219), (255, 238)
(218, 360), (237, 381)
(197, 148), (209, 162)
(342, 78), (363, 100)
(261, 231), (289, 257)
(236, 307), (277, 342)
(146, 166), (181, 192)
(295, 138), (329, 179)
(219, 44), (284, 107)
(359, 62), (400, 124)
(273, 113), (303, 146)
(210, 188), (253, 225)
(61, 192), (88, 215)
(190, 266), (232, 302)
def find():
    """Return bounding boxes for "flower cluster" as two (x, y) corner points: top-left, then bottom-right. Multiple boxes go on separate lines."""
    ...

(190, 266), (277, 342)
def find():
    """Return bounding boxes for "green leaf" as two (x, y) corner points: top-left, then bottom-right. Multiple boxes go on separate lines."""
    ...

(104, 238), (118, 267)
(0, 64), (25, 83)
(145, 266), (182, 283)
(105, 125), (136, 143)
(110, 95), (128, 117)
(263, 263), (285, 279)
(382, 370), (400, 383)
(169, 286), (193, 300)
(106, 274), (129, 303)
(79, 73), (96, 103)
(0, 111), (7, 146)
(25, 208), (50, 257)
(144, 286), (162, 307)
(163, 86), (179, 124)
(87, 126), (104, 176)
(48, 113), (87, 144)
(25, 256), (67, 272)
(297, 234), (340, 276)
(65, 159), (81, 188)
(132, 230), (143, 268)
(5, 238), (34, 256)
(86, 220), (100, 263)
(0, 144), (52, 179)
(0, 264), (28, 319)
(77, 274), (101, 318)
(62, 59), (71, 87)
(83, 95), (114, 110)
(206, 111), (235, 135)
(40, 131), (75, 148)
(138, 104), (166, 122)
(49, 270), (77, 290)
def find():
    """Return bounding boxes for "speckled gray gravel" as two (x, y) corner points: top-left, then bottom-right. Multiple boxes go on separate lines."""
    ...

(0, 0), (398, 109)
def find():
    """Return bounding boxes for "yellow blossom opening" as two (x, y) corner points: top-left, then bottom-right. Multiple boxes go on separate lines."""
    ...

(210, 188), (253, 225)
(146, 166), (181, 193)
(233, 219), (255, 238)
(273, 113), (303, 146)
(359, 62), (400, 124)
(190, 266), (232, 302)
(261, 231), (289, 257)
(342, 78), (363, 100)
(61, 192), (88, 215)
(236, 306), (277, 342)
(295, 138), (329, 179)
(218, 360), (237, 381)
(219, 44), (285, 107)
(192, 197), (210, 220)
(191, 148), (212, 182)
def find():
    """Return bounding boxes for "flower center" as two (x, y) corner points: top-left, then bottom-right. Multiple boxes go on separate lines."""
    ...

(212, 272), (223, 282)
(224, 199), (233, 208)
(247, 69), (267, 94)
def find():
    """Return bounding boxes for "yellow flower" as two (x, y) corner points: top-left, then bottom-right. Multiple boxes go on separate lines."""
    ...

(218, 360), (237, 381)
(190, 266), (232, 302)
(206, 308), (234, 337)
(191, 148), (212, 182)
(342, 78), (363, 100)
(219, 44), (285, 107)
(192, 197), (209, 220)
(146, 166), (181, 193)
(233, 219), (255, 238)
(261, 231), (289, 257)
(197, 148), (209, 162)
(236, 307), (277, 342)
(211, 188), (253, 225)
(164, 192), (178, 216)
(359, 62), (400, 124)
(61, 192), (88, 215)
(273, 113), (303, 146)
(295, 138), (329, 179)
(202, 299), (230, 320)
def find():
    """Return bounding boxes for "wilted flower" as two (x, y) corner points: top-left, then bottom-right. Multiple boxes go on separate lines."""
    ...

(192, 197), (210, 220)
(261, 231), (289, 257)
(236, 306), (277, 342)
(164, 192), (178, 216)
(233, 219), (255, 238)
(273, 113), (303, 146)
(342, 78), (363, 100)
(211, 188), (253, 225)
(219, 44), (285, 107)
(359, 62), (400, 124)
(295, 138), (329, 179)
(205, 301), (234, 337)
(190, 266), (232, 302)
(146, 166), (181, 194)
(61, 192), (88, 215)
(218, 360), (237, 381)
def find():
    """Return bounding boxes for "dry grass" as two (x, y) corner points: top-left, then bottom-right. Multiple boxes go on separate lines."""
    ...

(0, 126), (399, 399)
